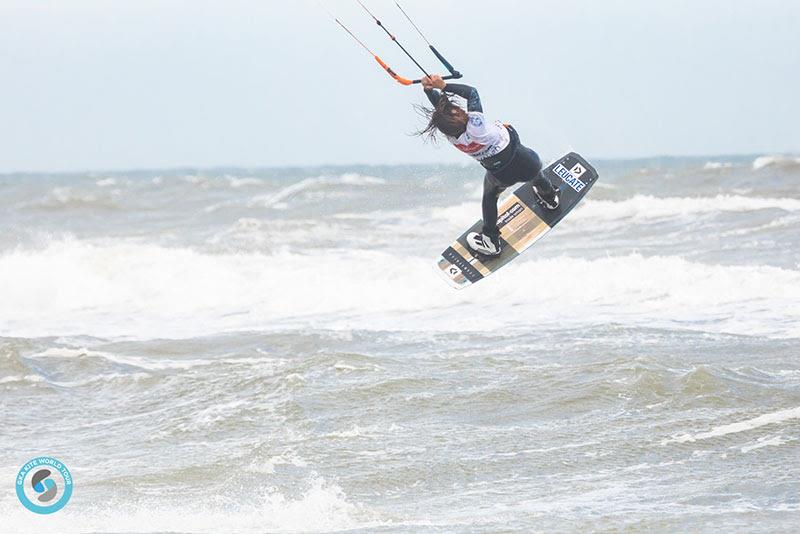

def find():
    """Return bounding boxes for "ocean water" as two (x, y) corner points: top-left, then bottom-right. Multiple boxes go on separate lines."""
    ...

(1, 154), (799, 532)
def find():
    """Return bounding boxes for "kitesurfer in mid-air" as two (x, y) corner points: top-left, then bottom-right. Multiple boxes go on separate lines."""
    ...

(419, 74), (559, 257)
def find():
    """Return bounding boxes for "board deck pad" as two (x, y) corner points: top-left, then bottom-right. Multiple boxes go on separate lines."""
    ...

(436, 152), (599, 289)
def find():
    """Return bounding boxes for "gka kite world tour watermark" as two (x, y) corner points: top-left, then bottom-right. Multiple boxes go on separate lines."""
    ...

(16, 457), (73, 514)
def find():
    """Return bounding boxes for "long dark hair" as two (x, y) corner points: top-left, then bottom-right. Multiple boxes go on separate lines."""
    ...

(415, 93), (468, 142)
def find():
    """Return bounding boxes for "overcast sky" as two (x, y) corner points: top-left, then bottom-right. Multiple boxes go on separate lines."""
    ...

(1, 0), (798, 172)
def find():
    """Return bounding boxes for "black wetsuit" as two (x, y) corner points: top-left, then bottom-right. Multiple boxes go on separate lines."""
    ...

(425, 84), (556, 238)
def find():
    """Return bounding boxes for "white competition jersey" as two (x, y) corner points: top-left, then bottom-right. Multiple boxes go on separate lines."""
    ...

(447, 111), (510, 161)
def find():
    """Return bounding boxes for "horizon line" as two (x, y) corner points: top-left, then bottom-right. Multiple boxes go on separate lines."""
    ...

(0, 151), (795, 176)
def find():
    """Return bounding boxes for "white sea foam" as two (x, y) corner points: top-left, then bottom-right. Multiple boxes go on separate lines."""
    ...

(248, 174), (385, 209)
(226, 176), (262, 188)
(182, 174), (210, 186)
(571, 194), (800, 222)
(173, 398), (252, 432)
(34, 187), (118, 210)
(1, 238), (799, 339)
(703, 161), (734, 170)
(338, 173), (386, 185)
(663, 406), (800, 444)
(0, 474), (382, 534)
(719, 214), (800, 236)
(0, 374), (44, 384)
(248, 452), (309, 474)
(338, 194), (800, 232)
(740, 435), (792, 453)
(27, 346), (252, 371)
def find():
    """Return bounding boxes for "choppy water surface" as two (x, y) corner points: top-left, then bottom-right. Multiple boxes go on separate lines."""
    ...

(1, 154), (799, 532)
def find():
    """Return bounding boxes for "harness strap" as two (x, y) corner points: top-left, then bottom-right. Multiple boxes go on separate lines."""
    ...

(480, 125), (520, 173)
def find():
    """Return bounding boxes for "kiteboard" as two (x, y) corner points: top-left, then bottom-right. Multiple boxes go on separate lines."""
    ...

(436, 152), (599, 289)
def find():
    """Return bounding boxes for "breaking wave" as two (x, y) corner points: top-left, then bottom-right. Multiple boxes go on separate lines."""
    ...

(752, 155), (800, 171)
(1, 238), (798, 339)
(338, 194), (800, 231)
(571, 194), (800, 221)
(663, 406), (800, 445)
(0, 473), (383, 534)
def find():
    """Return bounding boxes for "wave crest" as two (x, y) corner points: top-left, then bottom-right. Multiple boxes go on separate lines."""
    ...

(1, 239), (798, 339)
(572, 194), (800, 221)
(753, 155), (800, 171)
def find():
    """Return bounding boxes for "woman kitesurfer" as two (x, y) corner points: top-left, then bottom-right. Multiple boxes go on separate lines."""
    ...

(418, 74), (559, 257)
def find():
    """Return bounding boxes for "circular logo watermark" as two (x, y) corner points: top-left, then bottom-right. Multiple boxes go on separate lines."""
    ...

(16, 457), (73, 514)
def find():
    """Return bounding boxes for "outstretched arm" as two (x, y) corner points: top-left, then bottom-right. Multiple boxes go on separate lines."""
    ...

(442, 83), (482, 113)
(422, 75), (443, 106)
(424, 87), (441, 107)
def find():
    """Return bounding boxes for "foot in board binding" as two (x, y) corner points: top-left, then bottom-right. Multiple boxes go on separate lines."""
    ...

(533, 182), (560, 210)
(466, 232), (502, 257)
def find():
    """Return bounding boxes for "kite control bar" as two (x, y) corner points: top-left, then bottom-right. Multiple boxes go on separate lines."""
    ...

(412, 72), (462, 85)
(323, 0), (463, 86)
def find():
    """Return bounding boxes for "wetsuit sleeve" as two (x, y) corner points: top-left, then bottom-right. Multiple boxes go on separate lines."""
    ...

(481, 175), (504, 238)
(424, 88), (441, 107)
(444, 83), (482, 112)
